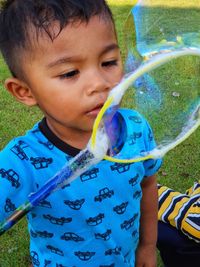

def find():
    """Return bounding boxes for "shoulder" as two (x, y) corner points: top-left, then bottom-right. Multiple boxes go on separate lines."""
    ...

(118, 108), (144, 120)
(0, 121), (56, 170)
(117, 108), (149, 132)
(0, 121), (67, 177)
(1, 122), (40, 155)
(0, 123), (38, 172)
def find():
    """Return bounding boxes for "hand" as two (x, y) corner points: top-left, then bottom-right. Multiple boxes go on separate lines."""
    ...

(135, 243), (157, 267)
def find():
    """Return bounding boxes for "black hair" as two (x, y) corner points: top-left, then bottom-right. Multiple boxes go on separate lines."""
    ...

(0, 0), (114, 78)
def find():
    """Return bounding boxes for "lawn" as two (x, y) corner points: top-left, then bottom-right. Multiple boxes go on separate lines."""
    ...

(0, 1), (200, 266)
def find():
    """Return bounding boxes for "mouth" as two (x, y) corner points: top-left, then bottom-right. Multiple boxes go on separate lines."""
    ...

(86, 103), (104, 117)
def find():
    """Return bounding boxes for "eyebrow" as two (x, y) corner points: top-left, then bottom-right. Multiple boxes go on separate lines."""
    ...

(46, 43), (120, 69)
(99, 43), (120, 57)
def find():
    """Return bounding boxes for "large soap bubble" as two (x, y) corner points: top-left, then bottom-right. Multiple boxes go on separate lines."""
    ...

(92, 0), (200, 162)
(119, 0), (200, 158)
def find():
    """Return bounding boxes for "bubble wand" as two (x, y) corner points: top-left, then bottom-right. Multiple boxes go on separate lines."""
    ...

(1, 47), (200, 236)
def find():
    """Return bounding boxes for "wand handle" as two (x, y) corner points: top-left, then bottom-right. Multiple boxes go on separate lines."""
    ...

(0, 201), (32, 235)
(0, 149), (96, 235)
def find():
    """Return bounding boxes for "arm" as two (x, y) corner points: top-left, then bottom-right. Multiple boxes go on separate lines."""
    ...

(0, 142), (35, 224)
(158, 182), (200, 243)
(136, 175), (158, 267)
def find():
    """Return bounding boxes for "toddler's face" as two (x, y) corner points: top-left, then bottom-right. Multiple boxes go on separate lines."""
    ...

(23, 16), (123, 147)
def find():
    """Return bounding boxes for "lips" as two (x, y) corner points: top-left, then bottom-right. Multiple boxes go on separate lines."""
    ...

(86, 103), (104, 117)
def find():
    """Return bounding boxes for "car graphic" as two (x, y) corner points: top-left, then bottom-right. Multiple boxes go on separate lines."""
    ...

(110, 163), (131, 173)
(80, 167), (99, 182)
(64, 198), (85, 210)
(133, 190), (142, 199)
(38, 199), (52, 208)
(43, 214), (72, 225)
(105, 247), (121, 256)
(56, 264), (68, 267)
(4, 198), (16, 212)
(86, 213), (104, 226)
(30, 251), (40, 266)
(121, 214), (138, 230)
(94, 187), (114, 202)
(38, 140), (54, 150)
(113, 202), (128, 215)
(95, 229), (111, 241)
(44, 259), (51, 267)
(128, 132), (142, 145)
(74, 251), (95, 261)
(0, 168), (20, 188)
(61, 232), (84, 242)
(128, 115), (142, 124)
(30, 230), (54, 238)
(129, 174), (139, 186)
(46, 245), (64, 256)
(99, 264), (115, 267)
(30, 157), (53, 169)
(10, 140), (29, 160)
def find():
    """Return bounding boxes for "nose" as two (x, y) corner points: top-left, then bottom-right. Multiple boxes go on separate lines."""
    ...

(85, 69), (111, 96)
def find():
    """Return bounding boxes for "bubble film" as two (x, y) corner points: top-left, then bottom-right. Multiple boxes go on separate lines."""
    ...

(113, 0), (200, 160)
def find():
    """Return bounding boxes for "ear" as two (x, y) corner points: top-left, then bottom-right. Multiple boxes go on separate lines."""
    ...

(5, 77), (37, 106)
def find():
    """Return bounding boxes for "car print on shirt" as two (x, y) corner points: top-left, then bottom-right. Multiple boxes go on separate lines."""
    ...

(113, 202), (128, 215)
(80, 167), (99, 182)
(129, 174), (139, 186)
(133, 190), (142, 199)
(110, 163), (131, 174)
(56, 264), (69, 267)
(132, 229), (138, 238)
(61, 232), (85, 242)
(30, 230), (54, 238)
(44, 259), (51, 267)
(94, 187), (114, 202)
(30, 251), (40, 266)
(128, 115), (142, 124)
(121, 213), (138, 230)
(4, 198), (16, 212)
(43, 214), (72, 225)
(46, 245), (64, 256)
(95, 229), (111, 241)
(38, 140), (54, 150)
(74, 251), (96, 261)
(38, 199), (52, 209)
(147, 126), (153, 141)
(86, 213), (104, 226)
(0, 168), (20, 188)
(10, 140), (29, 160)
(30, 157), (53, 169)
(99, 264), (115, 267)
(105, 247), (121, 256)
(64, 198), (85, 210)
(148, 160), (158, 170)
(127, 132), (142, 146)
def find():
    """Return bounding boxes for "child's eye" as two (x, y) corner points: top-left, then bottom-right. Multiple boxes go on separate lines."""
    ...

(59, 70), (79, 79)
(102, 60), (118, 67)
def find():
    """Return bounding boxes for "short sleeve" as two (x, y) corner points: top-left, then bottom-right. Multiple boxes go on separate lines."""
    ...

(141, 117), (162, 177)
(0, 138), (35, 222)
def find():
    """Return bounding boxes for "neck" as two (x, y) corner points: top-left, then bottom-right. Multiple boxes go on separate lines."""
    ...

(46, 119), (92, 150)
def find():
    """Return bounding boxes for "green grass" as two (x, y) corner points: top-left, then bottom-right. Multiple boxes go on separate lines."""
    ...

(0, 1), (200, 266)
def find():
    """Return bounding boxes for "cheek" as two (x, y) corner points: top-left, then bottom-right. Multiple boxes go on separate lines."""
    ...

(114, 68), (124, 84)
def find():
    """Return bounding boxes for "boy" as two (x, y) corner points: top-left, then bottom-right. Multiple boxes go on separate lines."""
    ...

(0, 1), (162, 266)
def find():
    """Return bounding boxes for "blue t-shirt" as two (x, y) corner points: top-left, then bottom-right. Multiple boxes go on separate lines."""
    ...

(0, 109), (162, 267)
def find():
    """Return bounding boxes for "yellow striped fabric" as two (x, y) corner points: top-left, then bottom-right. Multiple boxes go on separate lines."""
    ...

(158, 182), (200, 243)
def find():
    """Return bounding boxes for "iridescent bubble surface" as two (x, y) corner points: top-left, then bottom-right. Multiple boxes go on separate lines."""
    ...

(104, 0), (200, 161)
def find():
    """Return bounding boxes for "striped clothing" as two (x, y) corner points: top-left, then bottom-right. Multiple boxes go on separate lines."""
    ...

(158, 182), (200, 243)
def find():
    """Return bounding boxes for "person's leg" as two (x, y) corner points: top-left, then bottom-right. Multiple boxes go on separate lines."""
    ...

(157, 221), (200, 267)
